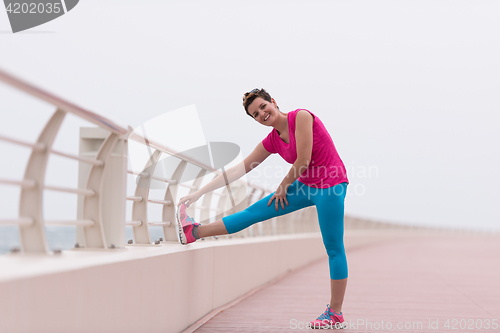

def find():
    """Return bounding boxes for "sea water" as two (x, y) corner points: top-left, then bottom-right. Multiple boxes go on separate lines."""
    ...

(0, 226), (167, 254)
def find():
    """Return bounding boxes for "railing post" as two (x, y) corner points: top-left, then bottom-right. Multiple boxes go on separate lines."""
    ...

(19, 109), (66, 253)
(186, 169), (207, 218)
(226, 182), (249, 238)
(254, 191), (266, 236)
(241, 187), (257, 237)
(131, 149), (162, 244)
(162, 160), (187, 241)
(77, 127), (128, 249)
(199, 174), (216, 224)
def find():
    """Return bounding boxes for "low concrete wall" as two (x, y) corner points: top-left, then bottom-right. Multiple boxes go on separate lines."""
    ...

(0, 233), (328, 333)
(0, 230), (420, 333)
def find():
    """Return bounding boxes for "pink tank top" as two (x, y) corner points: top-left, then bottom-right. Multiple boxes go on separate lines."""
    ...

(262, 109), (348, 188)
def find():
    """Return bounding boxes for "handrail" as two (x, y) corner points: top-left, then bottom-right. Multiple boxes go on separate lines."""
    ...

(50, 149), (104, 166)
(45, 220), (95, 227)
(0, 134), (46, 151)
(0, 218), (34, 226)
(44, 185), (95, 196)
(0, 178), (36, 188)
(0, 68), (127, 135)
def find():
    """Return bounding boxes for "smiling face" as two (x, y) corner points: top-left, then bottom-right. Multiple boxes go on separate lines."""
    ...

(247, 97), (279, 126)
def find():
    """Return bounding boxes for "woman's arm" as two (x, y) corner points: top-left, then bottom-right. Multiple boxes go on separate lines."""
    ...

(268, 110), (313, 210)
(178, 142), (271, 206)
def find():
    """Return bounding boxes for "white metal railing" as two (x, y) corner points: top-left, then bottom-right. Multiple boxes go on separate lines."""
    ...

(0, 69), (128, 253)
(0, 68), (323, 255)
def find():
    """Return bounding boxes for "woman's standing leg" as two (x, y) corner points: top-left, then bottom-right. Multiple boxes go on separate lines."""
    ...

(311, 182), (348, 314)
(329, 278), (348, 315)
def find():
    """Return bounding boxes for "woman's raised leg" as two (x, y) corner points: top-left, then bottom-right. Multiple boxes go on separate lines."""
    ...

(199, 219), (228, 238)
(220, 181), (313, 234)
(199, 181), (313, 237)
(178, 181), (312, 244)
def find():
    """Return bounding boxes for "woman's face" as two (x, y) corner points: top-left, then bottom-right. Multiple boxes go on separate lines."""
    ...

(247, 97), (279, 126)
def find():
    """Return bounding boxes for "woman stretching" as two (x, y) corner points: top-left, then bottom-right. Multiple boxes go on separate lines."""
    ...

(177, 88), (349, 329)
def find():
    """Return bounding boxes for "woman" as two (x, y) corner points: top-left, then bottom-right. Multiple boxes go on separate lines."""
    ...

(177, 88), (349, 329)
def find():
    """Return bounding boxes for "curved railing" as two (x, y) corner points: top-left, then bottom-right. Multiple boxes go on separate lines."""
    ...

(0, 69), (129, 253)
(0, 69), (321, 254)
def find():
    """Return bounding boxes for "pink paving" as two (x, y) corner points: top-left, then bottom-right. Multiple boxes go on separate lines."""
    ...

(192, 233), (500, 332)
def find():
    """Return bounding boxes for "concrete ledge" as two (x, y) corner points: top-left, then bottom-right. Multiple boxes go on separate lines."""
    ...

(0, 230), (434, 333)
(0, 233), (327, 333)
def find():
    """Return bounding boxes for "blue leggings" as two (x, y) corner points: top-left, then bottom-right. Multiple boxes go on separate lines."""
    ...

(222, 181), (348, 280)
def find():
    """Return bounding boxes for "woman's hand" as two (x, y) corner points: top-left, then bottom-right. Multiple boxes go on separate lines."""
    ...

(268, 184), (289, 211)
(178, 191), (202, 208)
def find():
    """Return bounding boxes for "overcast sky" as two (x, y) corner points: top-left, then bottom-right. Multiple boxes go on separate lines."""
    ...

(1, 0), (499, 231)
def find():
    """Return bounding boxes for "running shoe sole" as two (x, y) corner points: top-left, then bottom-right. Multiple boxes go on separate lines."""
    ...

(310, 322), (346, 330)
(175, 209), (187, 245)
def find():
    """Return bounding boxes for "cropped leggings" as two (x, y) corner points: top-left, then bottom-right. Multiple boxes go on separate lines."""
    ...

(222, 181), (348, 280)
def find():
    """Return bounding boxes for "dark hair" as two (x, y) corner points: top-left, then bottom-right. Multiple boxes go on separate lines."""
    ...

(242, 88), (273, 117)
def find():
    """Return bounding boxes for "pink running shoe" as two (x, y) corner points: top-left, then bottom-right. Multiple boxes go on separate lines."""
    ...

(176, 203), (200, 245)
(310, 305), (346, 329)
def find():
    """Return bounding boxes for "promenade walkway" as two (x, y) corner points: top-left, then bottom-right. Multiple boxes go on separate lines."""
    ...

(187, 231), (500, 332)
